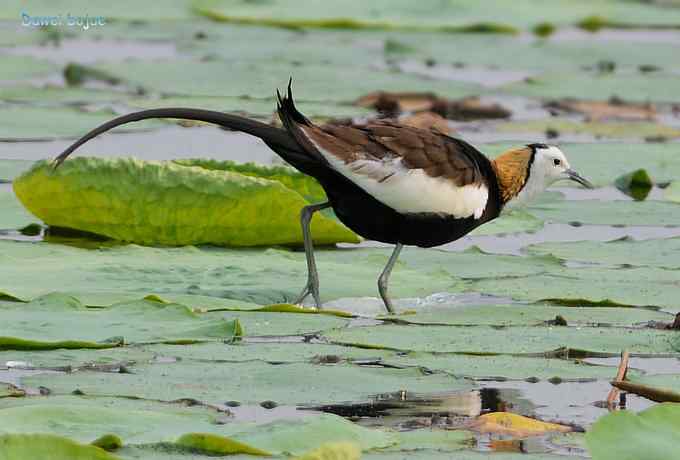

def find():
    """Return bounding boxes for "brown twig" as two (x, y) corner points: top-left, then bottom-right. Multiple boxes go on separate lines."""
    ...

(611, 380), (680, 403)
(606, 350), (630, 411)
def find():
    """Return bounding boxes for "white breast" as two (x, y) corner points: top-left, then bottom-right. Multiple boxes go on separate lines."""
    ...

(321, 152), (489, 219)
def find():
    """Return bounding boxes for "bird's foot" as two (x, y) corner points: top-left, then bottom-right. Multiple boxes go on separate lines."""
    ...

(293, 282), (323, 310)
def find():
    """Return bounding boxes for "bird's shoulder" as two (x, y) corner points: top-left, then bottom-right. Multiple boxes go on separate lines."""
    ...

(302, 120), (489, 187)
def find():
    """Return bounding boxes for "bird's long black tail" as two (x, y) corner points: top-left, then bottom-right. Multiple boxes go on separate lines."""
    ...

(52, 107), (306, 169)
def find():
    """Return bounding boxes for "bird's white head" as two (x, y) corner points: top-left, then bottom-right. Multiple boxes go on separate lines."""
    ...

(493, 143), (593, 209)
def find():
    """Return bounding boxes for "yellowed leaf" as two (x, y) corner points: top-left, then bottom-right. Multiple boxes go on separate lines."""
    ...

(293, 442), (361, 460)
(469, 412), (572, 437)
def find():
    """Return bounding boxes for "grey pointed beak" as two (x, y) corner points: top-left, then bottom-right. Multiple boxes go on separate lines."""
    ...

(565, 169), (594, 189)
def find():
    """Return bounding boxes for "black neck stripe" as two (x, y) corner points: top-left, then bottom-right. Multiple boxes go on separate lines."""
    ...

(523, 144), (541, 187)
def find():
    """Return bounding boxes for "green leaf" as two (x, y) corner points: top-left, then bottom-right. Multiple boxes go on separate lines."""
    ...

(0, 187), (38, 230)
(0, 107), (160, 141)
(468, 265), (680, 312)
(191, 0), (680, 31)
(502, 72), (680, 103)
(385, 352), (640, 381)
(0, 1), (195, 20)
(13, 157), (358, 247)
(586, 403), (680, 460)
(0, 160), (34, 183)
(323, 324), (676, 355)
(494, 120), (680, 140)
(0, 240), (560, 307)
(528, 199), (680, 227)
(0, 433), (120, 460)
(666, 181), (680, 203)
(0, 55), (55, 82)
(385, 302), (671, 327)
(90, 59), (480, 101)
(91, 434), (123, 452)
(0, 293), (242, 350)
(527, 237), (680, 270)
(175, 433), (271, 456)
(23, 361), (470, 406)
(0, 397), (396, 455)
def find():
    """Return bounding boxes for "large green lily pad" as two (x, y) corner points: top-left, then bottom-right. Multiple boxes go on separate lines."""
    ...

(0, 239), (565, 306)
(493, 119), (680, 140)
(528, 199), (680, 227)
(0, 55), (55, 82)
(386, 352), (639, 381)
(192, 0), (680, 31)
(586, 403), (680, 460)
(0, 396), (395, 454)
(0, 341), (394, 371)
(0, 160), (34, 182)
(91, 59), (480, 101)
(323, 324), (676, 355)
(387, 302), (672, 327)
(13, 157), (358, 247)
(468, 265), (680, 311)
(527, 237), (680, 270)
(23, 361), (470, 406)
(0, 294), (242, 350)
(0, 187), (38, 230)
(0, 107), (160, 141)
(0, 1), (196, 20)
(0, 434), (119, 460)
(0, 86), (131, 105)
(502, 72), (680, 103)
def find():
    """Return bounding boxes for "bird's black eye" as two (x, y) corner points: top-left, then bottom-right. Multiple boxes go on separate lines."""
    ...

(553, 159), (561, 166)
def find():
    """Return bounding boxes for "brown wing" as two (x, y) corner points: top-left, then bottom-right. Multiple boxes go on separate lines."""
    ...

(300, 120), (488, 188)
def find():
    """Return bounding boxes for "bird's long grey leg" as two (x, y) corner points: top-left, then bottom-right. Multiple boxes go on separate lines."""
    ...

(294, 201), (331, 308)
(378, 243), (403, 314)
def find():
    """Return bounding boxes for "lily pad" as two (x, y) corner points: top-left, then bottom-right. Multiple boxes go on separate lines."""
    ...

(323, 324), (676, 355)
(0, 55), (55, 82)
(0, 434), (120, 460)
(0, 294), (242, 350)
(468, 265), (680, 311)
(586, 403), (680, 460)
(0, 85), (131, 105)
(91, 59), (480, 101)
(665, 181), (680, 203)
(0, 396), (395, 454)
(527, 237), (680, 270)
(192, 0), (680, 31)
(0, 1), (196, 20)
(0, 160), (34, 182)
(0, 341), (394, 371)
(386, 302), (672, 327)
(469, 209), (543, 236)
(13, 157), (358, 247)
(528, 199), (680, 227)
(502, 72), (680, 103)
(0, 107), (160, 141)
(385, 353), (640, 381)
(493, 119), (680, 140)
(23, 361), (469, 406)
(0, 187), (38, 230)
(0, 240), (563, 306)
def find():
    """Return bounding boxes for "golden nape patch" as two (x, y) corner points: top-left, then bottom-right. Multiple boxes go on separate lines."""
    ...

(491, 147), (533, 204)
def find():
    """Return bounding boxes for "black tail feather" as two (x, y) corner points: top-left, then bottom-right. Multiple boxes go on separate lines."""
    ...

(52, 107), (300, 169)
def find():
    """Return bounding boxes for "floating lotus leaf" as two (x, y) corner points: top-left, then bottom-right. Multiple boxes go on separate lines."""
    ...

(0, 293), (242, 350)
(586, 403), (680, 460)
(13, 157), (358, 247)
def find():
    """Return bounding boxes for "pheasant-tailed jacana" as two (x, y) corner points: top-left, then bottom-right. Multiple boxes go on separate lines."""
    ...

(53, 82), (593, 313)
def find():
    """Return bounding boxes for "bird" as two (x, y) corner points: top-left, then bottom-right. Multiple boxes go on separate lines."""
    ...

(53, 81), (593, 314)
